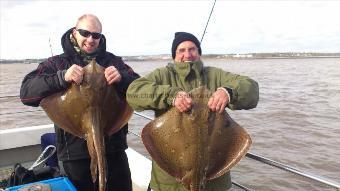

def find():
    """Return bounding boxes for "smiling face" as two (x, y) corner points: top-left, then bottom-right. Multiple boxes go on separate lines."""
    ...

(174, 41), (200, 62)
(72, 15), (102, 54)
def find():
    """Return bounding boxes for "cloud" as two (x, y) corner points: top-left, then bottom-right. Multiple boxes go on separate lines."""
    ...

(1, 1), (340, 59)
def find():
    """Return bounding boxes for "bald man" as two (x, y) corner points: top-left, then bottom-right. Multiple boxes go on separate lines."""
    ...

(20, 14), (139, 191)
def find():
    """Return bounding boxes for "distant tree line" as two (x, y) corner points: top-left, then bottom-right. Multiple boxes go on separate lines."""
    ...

(0, 59), (45, 64)
(203, 52), (340, 59)
(1, 52), (340, 64)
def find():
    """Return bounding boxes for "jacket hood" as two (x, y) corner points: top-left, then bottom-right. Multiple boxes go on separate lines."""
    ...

(61, 27), (107, 59)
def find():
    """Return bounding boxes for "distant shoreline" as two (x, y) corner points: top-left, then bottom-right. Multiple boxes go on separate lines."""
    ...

(1, 53), (340, 64)
(205, 55), (340, 60)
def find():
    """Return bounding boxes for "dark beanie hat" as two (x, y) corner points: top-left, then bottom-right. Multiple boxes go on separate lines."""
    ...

(171, 32), (202, 59)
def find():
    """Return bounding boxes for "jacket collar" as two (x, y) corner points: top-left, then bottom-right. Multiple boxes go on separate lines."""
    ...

(61, 28), (107, 63)
(172, 60), (204, 78)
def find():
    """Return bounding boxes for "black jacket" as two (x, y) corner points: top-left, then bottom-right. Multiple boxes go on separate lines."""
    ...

(20, 28), (140, 161)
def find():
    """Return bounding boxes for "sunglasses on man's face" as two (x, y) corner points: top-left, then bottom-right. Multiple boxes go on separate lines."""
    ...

(77, 29), (102, 39)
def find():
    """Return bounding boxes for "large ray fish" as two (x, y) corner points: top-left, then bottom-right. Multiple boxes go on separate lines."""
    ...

(142, 86), (251, 191)
(40, 60), (133, 191)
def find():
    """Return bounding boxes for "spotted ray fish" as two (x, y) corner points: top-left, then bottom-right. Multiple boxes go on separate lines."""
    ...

(142, 86), (251, 191)
(40, 60), (133, 191)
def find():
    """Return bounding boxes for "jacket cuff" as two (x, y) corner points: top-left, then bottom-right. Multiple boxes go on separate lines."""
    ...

(115, 70), (139, 95)
(115, 71), (128, 93)
(166, 87), (183, 106)
(223, 87), (234, 103)
(57, 70), (71, 88)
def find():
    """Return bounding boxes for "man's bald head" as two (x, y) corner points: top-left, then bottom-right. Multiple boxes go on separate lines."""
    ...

(72, 14), (103, 54)
(76, 14), (102, 33)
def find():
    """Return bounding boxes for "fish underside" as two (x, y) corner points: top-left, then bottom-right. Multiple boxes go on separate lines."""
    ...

(40, 60), (133, 191)
(142, 86), (252, 191)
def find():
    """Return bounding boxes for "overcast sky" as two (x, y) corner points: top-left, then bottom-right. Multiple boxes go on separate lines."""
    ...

(1, 0), (340, 59)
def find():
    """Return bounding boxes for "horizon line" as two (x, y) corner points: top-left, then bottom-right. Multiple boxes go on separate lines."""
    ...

(1, 52), (340, 61)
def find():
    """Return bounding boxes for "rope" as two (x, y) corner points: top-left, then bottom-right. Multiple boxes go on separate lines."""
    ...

(29, 145), (56, 170)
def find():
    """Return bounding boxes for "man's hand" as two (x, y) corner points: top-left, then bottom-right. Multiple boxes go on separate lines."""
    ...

(105, 66), (121, 85)
(207, 88), (229, 113)
(173, 91), (192, 112)
(64, 64), (84, 84)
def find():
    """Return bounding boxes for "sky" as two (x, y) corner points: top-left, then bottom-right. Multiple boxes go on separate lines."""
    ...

(1, 0), (340, 59)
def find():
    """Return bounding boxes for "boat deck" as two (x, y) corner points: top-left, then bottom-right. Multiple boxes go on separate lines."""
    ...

(0, 150), (248, 191)
(1, 124), (340, 191)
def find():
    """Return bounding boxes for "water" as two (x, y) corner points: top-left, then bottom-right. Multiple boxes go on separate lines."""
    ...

(0, 58), (339, 191)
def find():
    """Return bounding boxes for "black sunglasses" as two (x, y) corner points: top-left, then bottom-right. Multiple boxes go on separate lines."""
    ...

(76, 29), (102, 39)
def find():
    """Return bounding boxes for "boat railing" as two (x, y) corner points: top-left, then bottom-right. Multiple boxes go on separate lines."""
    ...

(0, 94), (339, 190)
(133, 111), (340, 190)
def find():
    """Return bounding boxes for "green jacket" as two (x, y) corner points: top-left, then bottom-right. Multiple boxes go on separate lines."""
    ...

(127, 60), (259, 191)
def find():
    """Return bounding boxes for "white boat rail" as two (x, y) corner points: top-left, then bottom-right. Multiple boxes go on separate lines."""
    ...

(1, 104), (339, 190)
(133, 111), (340, 190)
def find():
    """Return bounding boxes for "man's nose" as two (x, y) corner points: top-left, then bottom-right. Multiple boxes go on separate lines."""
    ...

(183, 50), (192, 58)
(87, 35), (95, 42)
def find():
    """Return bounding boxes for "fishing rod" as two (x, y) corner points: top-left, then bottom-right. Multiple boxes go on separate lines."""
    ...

(49, 37), (54, 56)
(3, 0), (214, 102)
(4, 4), (338, 189)
(2, 1), (215, 101)
(200, 0), (217, 44)
(195, 1), (340, 189)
